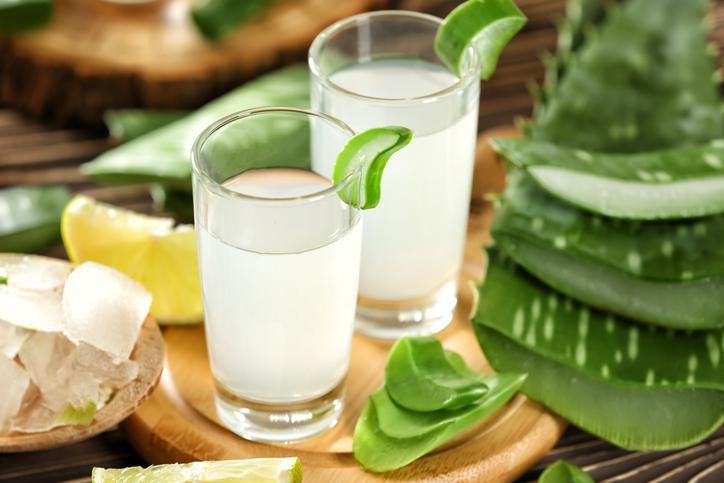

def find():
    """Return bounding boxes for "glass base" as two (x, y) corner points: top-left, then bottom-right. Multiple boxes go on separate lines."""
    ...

(355, 280), (457, 340)
(214, 380), (344, 444)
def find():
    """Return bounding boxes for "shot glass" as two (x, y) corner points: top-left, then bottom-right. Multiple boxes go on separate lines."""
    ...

(309, 11), (480, 339)
(191, 107), (361, 443)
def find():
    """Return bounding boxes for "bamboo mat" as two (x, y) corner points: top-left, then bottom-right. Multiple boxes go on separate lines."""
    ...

(1, 1), (724, 482)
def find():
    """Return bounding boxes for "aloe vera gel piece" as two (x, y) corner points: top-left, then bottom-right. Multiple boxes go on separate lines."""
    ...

(539, 460), (594, 483)
(353, 337), (525, 472)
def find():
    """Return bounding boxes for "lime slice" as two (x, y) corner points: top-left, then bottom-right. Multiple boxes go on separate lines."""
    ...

(435, 0), (527, 80)
(61, 195), (202, 324)
(333, 126), (413, 209)
(92, 457), (302, 483)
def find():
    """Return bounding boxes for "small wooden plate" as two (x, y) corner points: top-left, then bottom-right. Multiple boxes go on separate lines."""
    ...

(0, 255), (164, 452)
(123, 207), (567, 481)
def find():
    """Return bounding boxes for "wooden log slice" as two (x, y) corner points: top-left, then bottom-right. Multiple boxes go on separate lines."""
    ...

(0, 0), (387, 125)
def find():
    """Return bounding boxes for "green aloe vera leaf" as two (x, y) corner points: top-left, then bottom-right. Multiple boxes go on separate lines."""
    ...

(495, 233), (724, 330)
(82, 65), (310, 189)
(384, 337), (488, 412)
(539, 460), (594, 483)
(333, 127), (412, 210)
(149, 185), (194, 224)
(104, 110), (188, 143)
(475, 326), (724, 450)
(353, 373), (526, 473)
(475, 252), (724, 390)
(191, 0), (272, 42)
(0, 0), (53, 33)
(530, 0), (722, 152)
(434, 0), (527, 80)
(0, 186), (72, 254)
(493, 138), (724, 219)
(495, 174), (724, 283)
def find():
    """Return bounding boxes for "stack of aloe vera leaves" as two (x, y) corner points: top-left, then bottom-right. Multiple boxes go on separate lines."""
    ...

(473, 0), (724, 451)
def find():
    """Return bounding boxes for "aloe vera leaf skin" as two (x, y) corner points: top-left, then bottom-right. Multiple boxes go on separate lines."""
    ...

(0, 186), (72, 254)
(531, 0), (722, 153)
(539, 460), (594, 483)
(476, 326), (724, 451)
(494, 174), (724, 283)
(191, 0), (272, 42)
(495, 233), (724, 330)
(149, 185), (194, 224)
(475, 253), (724, 391)
(384, 337), (488, 412)
(0, 0), (53, 34)
(104, 110), (189, 143)
(353, 374), (526, 473)
(82, 65), (311, 188)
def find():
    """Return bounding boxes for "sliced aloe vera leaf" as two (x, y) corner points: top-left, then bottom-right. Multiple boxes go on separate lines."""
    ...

(82, 65), (310, 189)
(496, 233), (724, 330)
(353, 373), (526, 473)
(191, 0), (272, 42)
(0, 186), (72, 254)
(475, 326), (724, 450)
(494, 138), (724, 219)
(333, 127), (412, 209)
(104, 110), (188, 143)
(475, 252), (724, 390)
(384, 337), (488, 412)
(539, 460), (594, 483)
(434, 0), (527, 80)
(530, 0), (722, 152)
(495, 174), (724, 282)
(0, 0), (53, 33)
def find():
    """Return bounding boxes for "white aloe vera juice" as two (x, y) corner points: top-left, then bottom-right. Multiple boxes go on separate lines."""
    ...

(312, 59), (479, 308)
(197, 168), (362, 404)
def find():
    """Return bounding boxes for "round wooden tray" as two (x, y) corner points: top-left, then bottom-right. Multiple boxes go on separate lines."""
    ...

(0, 0), (386, 124)
(123, 208), (566, 481)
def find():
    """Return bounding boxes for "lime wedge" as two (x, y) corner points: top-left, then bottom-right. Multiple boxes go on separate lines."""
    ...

(333, 127), (413, 209)
(92, 457), (302, 483)
(435, 0), (527, 80)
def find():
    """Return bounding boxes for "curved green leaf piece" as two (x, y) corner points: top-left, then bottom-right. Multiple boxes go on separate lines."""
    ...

(0, 0), (53, 34)
(530, 0), (722, 152)
(475, 326), (724, 450)
(384, 337), (488, 412)
(539, 460), (594, 483)
(83, 66), (310, 189)
(493, 138), (724, 219)
(475, 252), (724, 390)
(353, 373), (526, 473)
(333, 127), (412, 210)
(492, 175), (724, 329)
(191, 0), (273, 42)
(0, 186), (72, 254)
(434, 0), (527, 80)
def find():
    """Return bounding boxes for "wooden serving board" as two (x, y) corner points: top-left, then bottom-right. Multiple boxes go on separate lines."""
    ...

(123, 206), (567, 482)
(0, 0), (387, 125)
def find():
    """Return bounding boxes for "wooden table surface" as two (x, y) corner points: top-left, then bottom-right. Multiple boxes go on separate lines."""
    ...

(1, 0), (723, 481)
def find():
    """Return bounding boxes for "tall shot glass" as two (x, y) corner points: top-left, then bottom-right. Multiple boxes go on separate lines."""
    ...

(191, 107), (362, 443)
(309, 11), (480, 339)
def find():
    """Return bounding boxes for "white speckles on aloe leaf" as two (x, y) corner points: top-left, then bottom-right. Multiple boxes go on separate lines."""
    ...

(492, 139), (724, 220)
(475, 326), (724, 450)
(474, 253), (724, 391)
(528, 0), (722, 153)
(491, 176), (724, 329)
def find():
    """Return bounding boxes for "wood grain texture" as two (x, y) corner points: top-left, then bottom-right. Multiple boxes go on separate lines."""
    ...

(0, 0), (388, 124)
(0, 261), (164, 452)
(122, 206), (567, 482)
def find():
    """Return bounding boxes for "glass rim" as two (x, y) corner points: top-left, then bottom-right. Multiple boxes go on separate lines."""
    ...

(308, 10), (480, 104)
(191, 107), (358, 205)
